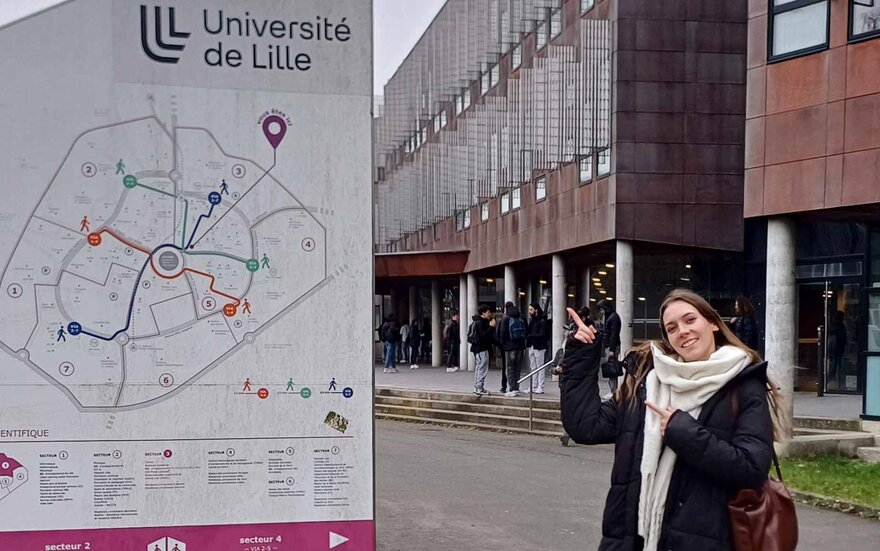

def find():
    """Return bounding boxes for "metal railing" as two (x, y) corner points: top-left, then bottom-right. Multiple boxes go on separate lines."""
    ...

(517, 357), (559, 431)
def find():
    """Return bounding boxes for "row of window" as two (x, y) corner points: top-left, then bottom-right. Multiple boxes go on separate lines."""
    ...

(770, 0), (880, 62)
(403, 0), (598, 161)
(454, 147), (611, 232)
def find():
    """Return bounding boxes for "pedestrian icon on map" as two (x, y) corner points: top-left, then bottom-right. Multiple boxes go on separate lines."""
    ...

(172, 545), (180, 551)
(286, 378), (295, 391)
(80, 216), (90, 232)
(153, 546), (161, 551)
(242, 299), (251, 315)
(220, 179), (229, 195)
(116, 159), (125, 174)
(329, 378), (337, 391)
(261, 254), (270, 269)
(243, 378), (252, 392)
(56, 325), (66, 342)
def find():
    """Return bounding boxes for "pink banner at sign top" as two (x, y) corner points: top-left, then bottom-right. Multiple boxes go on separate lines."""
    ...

(0, 520), (374, 551)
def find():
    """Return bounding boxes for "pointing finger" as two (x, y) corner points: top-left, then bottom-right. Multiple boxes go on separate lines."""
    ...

(566, 307), (589, 332)
(645, 401), (665, 416)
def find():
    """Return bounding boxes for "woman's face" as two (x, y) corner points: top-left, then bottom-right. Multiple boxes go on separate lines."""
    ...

(662, 300), (719, 362)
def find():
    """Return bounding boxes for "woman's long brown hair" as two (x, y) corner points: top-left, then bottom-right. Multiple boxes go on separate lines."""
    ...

(615, 289), (788, 441)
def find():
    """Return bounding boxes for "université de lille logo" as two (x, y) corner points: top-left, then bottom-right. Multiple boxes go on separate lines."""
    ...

(140, 5), (190, 64)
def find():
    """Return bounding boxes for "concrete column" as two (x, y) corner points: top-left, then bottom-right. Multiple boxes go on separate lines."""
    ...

(579, 266), (591, 312)
(389, 287), (400, 321)
(525, 279), (533, 312)
(504, 265), (516, 307)
(458, 276), (469, 371)
(552, 255), (566, 353)
(766, 218), (797, 440)
(467, 273), (479, 371)
(408, 285), (418, 326)
(616, 240), (634, 354)
(431, 281), (442, 367)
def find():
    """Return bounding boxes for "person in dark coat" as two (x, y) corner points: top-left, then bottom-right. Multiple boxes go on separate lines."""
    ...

(597, 298), (622, 394)
(499, 302), (527, 396)
(560, 289), (780, 551)
(446, 311), (461, 372)
(379, 314), (400, 373)
(731, 296), (760, 351)
(407, 319), (421, 370)
(525, 302), (551, 393)
(497, 301), (514, 393)
(470, 304), (498, 395)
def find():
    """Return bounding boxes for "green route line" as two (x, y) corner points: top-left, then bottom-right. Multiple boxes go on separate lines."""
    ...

(180, 199), (188, 248)
(183, 250), (249, 264)
(135, 182), (175, 198)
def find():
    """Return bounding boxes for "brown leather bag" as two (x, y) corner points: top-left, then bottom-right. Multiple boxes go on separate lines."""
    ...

(727, 386), (798, 551)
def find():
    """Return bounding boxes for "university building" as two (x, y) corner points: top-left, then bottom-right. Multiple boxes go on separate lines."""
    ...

(373, 0), (879, 418)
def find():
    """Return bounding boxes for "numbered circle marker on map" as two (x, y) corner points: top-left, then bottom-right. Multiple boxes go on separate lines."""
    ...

(223, 304), (237, 317)
(67, 322), (82, 336)
(246, 259), (259, 272)
(122, 175), (137, 188)
(208, 191), (222, 205)
(87, 233), (102, 246)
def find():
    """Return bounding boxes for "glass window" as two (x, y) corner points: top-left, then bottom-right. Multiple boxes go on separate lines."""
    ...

(456, 212), (464, 231)
(433, 115), (441, 133)
(463, 87), (471, 110)
(511, 44), (522, 70)
(512, 187), (521, 210)
(481, 202), (489, 221)
(870, 293), (880, 352)
(536, 20), (548, 50)
(852, 0), (880, 41)
(579, 156), (592, 183)
(455, 94), (463, 115)
(500, 193), (510, 215)
(581, 0), (595, 12)
(481, 71), (490, 95)
(770, 0), (829, 60)
(440, 110), (447, 128)
(597, 148), (611, 177)
(464, 208), (471, 229)
(535, 177), (547, 201)
(550, 8), (562, 38)
(490, 63), (499, 88)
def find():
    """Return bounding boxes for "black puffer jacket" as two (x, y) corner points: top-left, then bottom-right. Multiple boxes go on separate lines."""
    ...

(560, 340), (774, 551)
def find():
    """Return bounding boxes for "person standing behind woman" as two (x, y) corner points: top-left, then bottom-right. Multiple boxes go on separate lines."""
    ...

(407, 319), (421, 370)
(560, 289), (783, 550)
(730, 296), (760, 351)
(525, 303), (551, 394)
(446, 311), (461, 372)
(398, 320), (410, 363)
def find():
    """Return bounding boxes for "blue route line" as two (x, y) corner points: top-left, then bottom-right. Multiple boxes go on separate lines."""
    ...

(185, 203), (217, 250)
(79, 250), (155, 343)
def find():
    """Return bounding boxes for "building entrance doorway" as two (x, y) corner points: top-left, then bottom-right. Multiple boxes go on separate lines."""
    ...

(797, 281), (861, 394)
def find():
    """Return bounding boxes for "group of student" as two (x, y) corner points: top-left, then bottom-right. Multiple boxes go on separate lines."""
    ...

(378, 314), (431, 372)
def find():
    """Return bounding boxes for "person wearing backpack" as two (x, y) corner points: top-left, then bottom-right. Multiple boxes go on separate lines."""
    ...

(446, 311), (461, 372)
(380, 314), (400, 373)
(469, 304), (497, 395)
(525, 302), (551, 394)
(499, 302), (527, 397)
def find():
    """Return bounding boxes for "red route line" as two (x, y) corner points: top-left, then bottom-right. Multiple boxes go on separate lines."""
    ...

(96, 228), (151, 255)
(92, 228), (241, 308)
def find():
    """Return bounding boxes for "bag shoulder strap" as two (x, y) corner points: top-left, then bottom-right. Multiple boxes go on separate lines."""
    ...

(730, 381), (783, 482)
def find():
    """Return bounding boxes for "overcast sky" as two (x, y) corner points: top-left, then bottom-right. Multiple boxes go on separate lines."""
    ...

(374, 0), (447, 95)
(2, 0), (447, 96)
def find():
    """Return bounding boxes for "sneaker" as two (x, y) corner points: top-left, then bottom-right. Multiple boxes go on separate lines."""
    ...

(504, 390), (519, 397)
(534, 389), (545, 394)
(389, 368), (398, 373)
(383, 368), (389, 373)
(410, 364), (419, 370)
(499, 388), (507, 393)
(446, 367), (460, 373)
(473, 388), (489, 396)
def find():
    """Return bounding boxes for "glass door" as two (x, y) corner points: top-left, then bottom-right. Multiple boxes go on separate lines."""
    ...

(864, 289), (880, 418)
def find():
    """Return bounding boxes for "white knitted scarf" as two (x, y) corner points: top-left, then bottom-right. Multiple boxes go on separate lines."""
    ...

(637, 344), (750, 551)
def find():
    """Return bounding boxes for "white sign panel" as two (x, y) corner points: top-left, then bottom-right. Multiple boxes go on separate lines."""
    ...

(0, 0), (374, 549)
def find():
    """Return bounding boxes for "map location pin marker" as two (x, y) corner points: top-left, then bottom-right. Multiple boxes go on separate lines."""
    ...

(262, 115), (287, 150)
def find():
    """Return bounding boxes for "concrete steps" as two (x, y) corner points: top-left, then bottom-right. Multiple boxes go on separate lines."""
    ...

(375, 388), (563, 437)
(374, 388), (878, 455)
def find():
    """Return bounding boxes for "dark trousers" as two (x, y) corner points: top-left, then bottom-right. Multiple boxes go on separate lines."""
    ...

(410, 344), (420, 365)
(499, 349), (508, 391)
(447, 343), (460, 367)
(506, 349), (524, 391)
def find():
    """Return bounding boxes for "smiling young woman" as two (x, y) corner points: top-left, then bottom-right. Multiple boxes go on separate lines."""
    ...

(560, 289), (785, 551)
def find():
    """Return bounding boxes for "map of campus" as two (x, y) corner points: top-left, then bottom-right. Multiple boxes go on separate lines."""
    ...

(0, 114), (326, 411)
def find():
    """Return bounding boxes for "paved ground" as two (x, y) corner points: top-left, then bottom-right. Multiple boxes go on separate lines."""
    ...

(376, 364), (865, 419)
(375, 420), (880, 550)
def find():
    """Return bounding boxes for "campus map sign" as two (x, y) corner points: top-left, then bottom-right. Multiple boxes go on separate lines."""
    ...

(0, 1), (374, 549)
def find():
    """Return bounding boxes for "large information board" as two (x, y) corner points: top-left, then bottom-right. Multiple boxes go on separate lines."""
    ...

(0, 1), (374, 549)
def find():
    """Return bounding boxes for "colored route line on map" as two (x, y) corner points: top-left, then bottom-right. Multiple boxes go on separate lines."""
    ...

(185, 201), (217, 250)
(72, 230), (242, 342)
